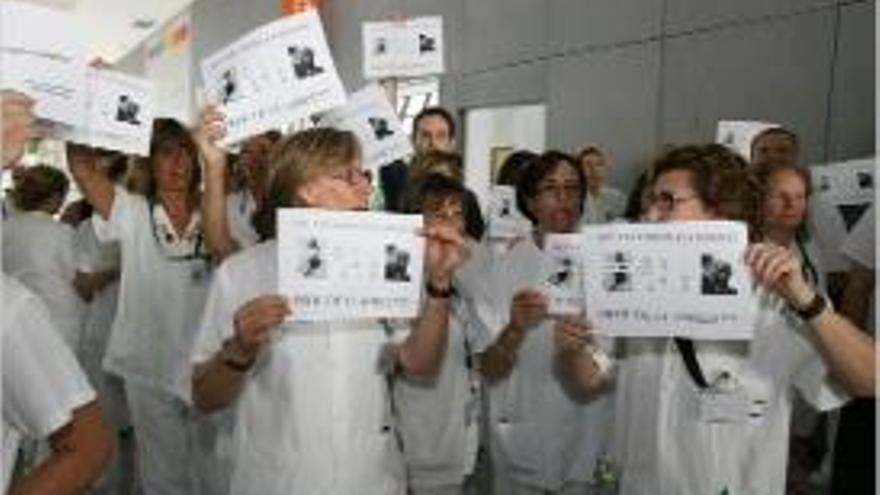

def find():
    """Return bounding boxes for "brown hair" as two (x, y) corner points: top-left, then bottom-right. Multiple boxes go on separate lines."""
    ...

(758, 161), (813, 243)
(142, 118), (201, 206)
(516, 150), (587, 224)
(252, 127), (360, 240)
(750, 127), (800, 165)
(650, 144), (764, 239)
(409, 150), (463, 183)
(576, 146), (604, 162)
(12, 164), (70, 212)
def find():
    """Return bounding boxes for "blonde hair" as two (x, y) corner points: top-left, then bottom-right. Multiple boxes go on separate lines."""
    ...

(252, 128), (360, 240)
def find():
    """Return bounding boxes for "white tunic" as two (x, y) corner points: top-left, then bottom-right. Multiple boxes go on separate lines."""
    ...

(226, 189), (260, 249)
(393, 246), (487, 488)
(2, 275), (95, 491)
(612, 293), (847, 495)
(2, 211), (85, 348)
(476, 237), (614, 490)
(581, 186), (627, 224)
(94, 187), (211, 399)
(74, 217), (121, 359)
(192, 241), (408, 495)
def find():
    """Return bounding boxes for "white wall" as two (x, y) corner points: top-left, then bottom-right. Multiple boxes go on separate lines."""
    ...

(464, 104), (546, 210)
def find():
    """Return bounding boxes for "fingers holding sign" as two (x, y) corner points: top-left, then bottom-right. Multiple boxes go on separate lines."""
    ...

(2, 90), (37, 169)
(194, 104), (228, 170)
(745, 242), (814, 307)
(553, 314), (594, 356)
(422, 222), (470, 289)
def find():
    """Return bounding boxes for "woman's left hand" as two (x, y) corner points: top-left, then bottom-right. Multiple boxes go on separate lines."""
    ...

(745, 242), (815, 307)
(423, 223), (469, 289)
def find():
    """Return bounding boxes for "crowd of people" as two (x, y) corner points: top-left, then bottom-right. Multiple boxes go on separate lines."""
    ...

(1, 85), (875, 495)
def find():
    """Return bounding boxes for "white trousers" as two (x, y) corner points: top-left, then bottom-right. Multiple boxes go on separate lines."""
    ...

(125, 381), (196, 495)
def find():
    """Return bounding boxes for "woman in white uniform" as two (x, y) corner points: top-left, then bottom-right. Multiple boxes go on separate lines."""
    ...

(3, 164), (86, 349)
(68, 119), (213, 495)
(1, 88), (111, 495)
(477, 151), (615, 495)
(395, 174), (486, 494)
(563, 144), (875, 495)
(190, 118), (468, 495)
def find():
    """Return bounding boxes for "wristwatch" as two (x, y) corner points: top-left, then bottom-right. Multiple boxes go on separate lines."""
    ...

(221, 337), (256, 372)
(426, 282), (456, 299)
(790, 292), (828, 321)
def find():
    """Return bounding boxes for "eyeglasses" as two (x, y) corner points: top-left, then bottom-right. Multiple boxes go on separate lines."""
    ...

(647, 191), (699, 212)
(327, 167), (373, 186)
(536, 182), (581, 199)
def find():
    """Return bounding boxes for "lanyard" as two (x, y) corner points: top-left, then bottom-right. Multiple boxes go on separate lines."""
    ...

(674, 338), (709, 389)
(148, 200), (207, 262)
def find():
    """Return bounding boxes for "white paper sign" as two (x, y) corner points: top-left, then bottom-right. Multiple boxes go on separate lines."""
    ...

(716, 120), (780, 161)
(582, 221), (756, 340)
(316, 84), (412, 175)
(542, 234), (585, 315)
(808, 158), (876, 272)
(278, 209), (425, 321)
(362, 16), (444, 79)
(0, 1), (87, 126)
(57, 68), (155, 156)
(201, 10), (346, 145)
(487, 185), (531, 240)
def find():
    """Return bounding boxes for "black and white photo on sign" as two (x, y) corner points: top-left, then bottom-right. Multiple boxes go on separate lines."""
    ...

(115, 94), (142, 125)
(602, 251), (634, 293)
(700, 253), (738, 295)
(367, 116), (394, 140)
(384, 243), (412, 282)
(418, 33), (436, 53)
(298, 237), (328, 279)
(857, 171), (874, 190)
(201, 9), (346, 145)
(217, 68), (239, 104)
(288, 45), (325, 79)
(543, 234), (585, 314)
(582, 221), (755, 339)
(547, 256), (575, 289)
(374, 36), (388, 55)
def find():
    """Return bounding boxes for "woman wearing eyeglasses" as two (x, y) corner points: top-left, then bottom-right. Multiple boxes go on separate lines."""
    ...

(475, 151), (614, 495)
(188, 108), (468, 495)
(68, 119), (212, 495)
(564, 144), (874, 495)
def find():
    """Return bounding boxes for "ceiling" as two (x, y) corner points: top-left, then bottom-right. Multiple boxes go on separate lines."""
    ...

(15, 0), (196, 62)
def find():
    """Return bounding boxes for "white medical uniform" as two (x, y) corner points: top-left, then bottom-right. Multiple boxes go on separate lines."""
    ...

(226, 189), (260, 249)
(475, 237), (615, 494)
(2, 210), (85, 348)
(393, 245), (486, 493)
(611, 292), (848, 495)
(73, 217), (136, 494)
(192, 241), (409, 495)
(2, 275), (96, 491)
(93, 187), (212, 495)
(581, 186), (627, 225)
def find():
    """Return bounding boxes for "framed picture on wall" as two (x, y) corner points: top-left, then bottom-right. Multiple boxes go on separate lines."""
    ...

(490, 145), (514, 183)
